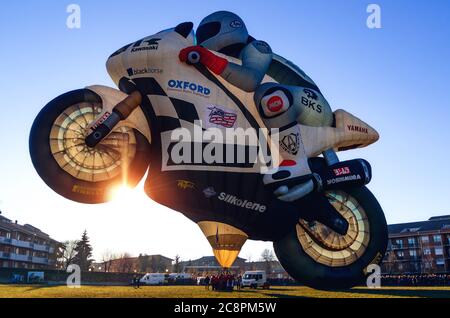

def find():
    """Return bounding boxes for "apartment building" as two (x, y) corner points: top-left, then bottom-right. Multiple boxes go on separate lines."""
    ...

(0, 212), (60, 269)
(382, 215), (450, 274)
(94, 254), (174, 273)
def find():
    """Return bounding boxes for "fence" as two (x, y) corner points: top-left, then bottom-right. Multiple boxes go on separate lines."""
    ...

(0, 268), (137, 285)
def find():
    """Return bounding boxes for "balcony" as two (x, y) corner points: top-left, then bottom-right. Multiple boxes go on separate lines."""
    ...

(11, 253), (33, 262)
(0, 236), (12, 244)
(0, 252), (50, 265)
(11, 239), (33, 249)
(0, 251), (11, 259)
(1, 236), (53, 253)
(391, 244), (420, 250)
(32, 257), (49, 265)
(33, 244), (50, 252)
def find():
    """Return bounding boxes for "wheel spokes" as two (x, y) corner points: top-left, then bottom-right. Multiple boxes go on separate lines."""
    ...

(296, 190), (370, 267)
(49, 103), (137, 183)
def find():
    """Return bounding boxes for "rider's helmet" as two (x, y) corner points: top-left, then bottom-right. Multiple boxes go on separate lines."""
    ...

(196, 11), (249, 52)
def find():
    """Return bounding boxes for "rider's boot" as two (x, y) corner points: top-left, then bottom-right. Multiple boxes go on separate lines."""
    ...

(263, 122), (312, 186)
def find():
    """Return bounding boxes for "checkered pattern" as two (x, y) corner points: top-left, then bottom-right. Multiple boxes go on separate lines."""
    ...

(131, 77), (201, 132)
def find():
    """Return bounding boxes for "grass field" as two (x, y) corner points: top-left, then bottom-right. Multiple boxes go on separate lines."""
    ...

(0, 285), (449, 298)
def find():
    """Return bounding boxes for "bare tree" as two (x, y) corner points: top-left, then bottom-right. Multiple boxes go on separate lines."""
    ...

(260, 249), (276, 274)
(383, 250), (396, 274)
(173, 254), (181, 273)
(246, 253), (253, 263)
(116, 253), (135, 273)
(260, 249), (275, 262)
(421, 251), (434, 274)
(101, 250), (117, 272)
(60, 240), (78, 270)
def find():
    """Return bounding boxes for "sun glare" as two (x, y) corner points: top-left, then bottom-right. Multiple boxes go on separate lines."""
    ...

(109, 184), (136, 202)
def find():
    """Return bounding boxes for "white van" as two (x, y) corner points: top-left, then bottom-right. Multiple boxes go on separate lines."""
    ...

(140, 273), (165, 285)
(241, 271), (269, 289)
(174, 273), (192, 280)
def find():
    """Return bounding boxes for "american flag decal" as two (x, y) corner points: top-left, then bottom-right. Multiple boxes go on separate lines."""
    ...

(208, 107), (237, 128)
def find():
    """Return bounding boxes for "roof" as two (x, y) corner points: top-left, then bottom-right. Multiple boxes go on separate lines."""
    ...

(137, 254), (173, 261)
(388, 215), (450, 235)
(106, 254), (174, 263)
(0, 214), (59, 243)
(179, 256), (246, 267)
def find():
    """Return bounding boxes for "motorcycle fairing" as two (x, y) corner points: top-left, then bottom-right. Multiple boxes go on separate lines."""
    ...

(90, 25), (381, 239)
(104, 26), (379, 172)
(300, 109), (380, 158)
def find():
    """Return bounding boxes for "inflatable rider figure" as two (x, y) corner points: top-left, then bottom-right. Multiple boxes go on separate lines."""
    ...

(179, 11), (335, 202)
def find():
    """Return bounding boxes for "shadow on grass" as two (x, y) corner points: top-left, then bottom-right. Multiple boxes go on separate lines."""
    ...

(263, 288), (298, 292)
(23, 284), (57, 292)
(344, 288), (450, 298)
(265, 293), (309, 299)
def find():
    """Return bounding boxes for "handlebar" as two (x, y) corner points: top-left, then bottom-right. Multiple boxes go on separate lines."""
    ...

(187, 51), (201, 65)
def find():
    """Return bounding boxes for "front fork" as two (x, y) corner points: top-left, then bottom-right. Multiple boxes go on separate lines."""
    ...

(307, 148), (349, 235)
(323, 148), (340, 166)
(85, 90), (142, 148)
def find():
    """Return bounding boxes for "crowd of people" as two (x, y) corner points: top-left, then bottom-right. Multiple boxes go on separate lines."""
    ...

(381, 274), (450, 286)
(130, 272), (450, 289)
(202, 273), (243, 292)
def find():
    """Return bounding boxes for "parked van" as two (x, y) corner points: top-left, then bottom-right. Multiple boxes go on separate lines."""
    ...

(241, 271), (269, 289)
(140, 273), (165, 285)
(173, 273), (192, 280)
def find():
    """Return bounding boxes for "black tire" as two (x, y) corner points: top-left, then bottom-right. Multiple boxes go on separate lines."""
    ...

(29, 89), (151, 204)
(273, 186), (388, 290)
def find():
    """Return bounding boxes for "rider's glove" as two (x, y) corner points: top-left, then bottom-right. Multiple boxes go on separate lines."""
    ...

(179, 46), (228, 75)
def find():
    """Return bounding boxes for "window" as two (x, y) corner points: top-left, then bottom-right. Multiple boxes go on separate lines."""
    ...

(395, 239), (403, 247)
(6, 232), (11, 239)
(421, 236), (429, 243)
(423, 248), (431, 255)
(435, 248), (443, 255)
(408, 238), (416, 245)
(397, 251), (404, 258)
(409, 250), (417, 257)
(436, 258), (445, 265)
(433, 235), (442, 243)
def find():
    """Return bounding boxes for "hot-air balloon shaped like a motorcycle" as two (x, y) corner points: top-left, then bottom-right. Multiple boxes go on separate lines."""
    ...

(29, 22), (387, 289)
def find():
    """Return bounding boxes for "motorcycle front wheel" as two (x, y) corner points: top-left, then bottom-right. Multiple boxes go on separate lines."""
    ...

(273, 186), (388, 290)
(29, 88), (151, 204)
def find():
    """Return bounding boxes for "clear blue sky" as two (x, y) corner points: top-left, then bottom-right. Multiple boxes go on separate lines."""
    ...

(0, 0), (449, 262)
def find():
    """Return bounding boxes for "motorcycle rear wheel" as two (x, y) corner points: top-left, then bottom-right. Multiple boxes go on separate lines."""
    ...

(29, 89), (151, 204)
(273, 186), (388, 290)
